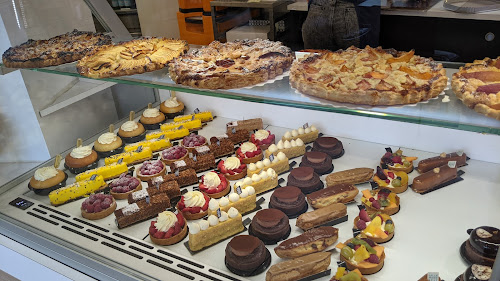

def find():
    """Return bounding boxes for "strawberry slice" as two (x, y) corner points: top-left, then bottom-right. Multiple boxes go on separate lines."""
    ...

(149, 226), (157, 235)
(190, 206), (201, 214)
(202, 195), (210, 210)
(227, 170), (236, 175)
(173, 222), (181, 236)
(387, 171), (395, 179)
(176, 213), (185, 227)
(178, 200), (185, 210)
(233, 168), (242, 173)
(154, 230), (165, 239)
(165, 227), (175, 238)
(150, 221), (156, 227)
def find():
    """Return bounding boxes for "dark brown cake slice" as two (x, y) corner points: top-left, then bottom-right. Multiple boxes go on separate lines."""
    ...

(114, 193), (170, 228)
(227, 129), (250, 144)
(129, 180), (180, 204)
(209, 136), (235, 158)
(161, 168), (198, 187)
(169, 153), (216, 173)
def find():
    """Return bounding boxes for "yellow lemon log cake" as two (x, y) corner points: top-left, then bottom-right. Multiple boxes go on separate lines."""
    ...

(124, 138), (171, 152)
(173, 111), (213, 123)
(146, 128), (189, 141)
(208, 186), (256, 216)
(282, 125), (319, 144)
(247, 151), (289, 177)
(75, 163), (128, 182)
(49, 175), (106, 206)
(104, 147), (152, 166)
(265, 139), (305, 159)
(188, 207), (244, 251)
(234, 168), (278, 195)
(160, 119), (202, 132)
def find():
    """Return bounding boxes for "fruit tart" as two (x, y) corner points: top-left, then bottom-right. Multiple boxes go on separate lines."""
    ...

(250, 129), (275, 150)
(109, 173), (142, 200)
(354, 208), (395, 243)
(380, 147), (417, 173)
(361, 189), (400, 216)
(140, 106), (166, 130)
(160, 145), (188, 165)
(149, 211), (187, 245)
(217, 157), (247, 180)
(199, 171), (230, 198)
(337, 237), (385, 275)
(236, 142), (263, 164)
(177, 191), (210, 220)
(136, 160), (166, 181)
(81, 194), (116, 220)
(373, 166), (408, 193)
(182, 133), (207, 152)
(331, 266), (368, 281)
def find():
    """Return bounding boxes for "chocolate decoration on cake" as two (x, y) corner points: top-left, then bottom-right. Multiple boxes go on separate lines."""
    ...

(287, 167), (324, 194)
(417, 152), (468, 173)
(250, 208), (291, 242)
(269, 186), (307, 217)
(299, 151), (333, 175)
(463, 264), (492, 281)
(312, 137), (344, 158)
(462, 226), (500, 267)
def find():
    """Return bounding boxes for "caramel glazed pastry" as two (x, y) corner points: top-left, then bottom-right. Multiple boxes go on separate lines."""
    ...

(118, 120), (146, 143)
(266, 252), (331, 281)
(458, 264), (492, 281)
(93, 131), (124, 157)
(64, 145), (99, 174)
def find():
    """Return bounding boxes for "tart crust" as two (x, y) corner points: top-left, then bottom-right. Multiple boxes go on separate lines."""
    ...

(340, 246), (385, 275)
(81, 199), (117, 220)
(223, 167), (247, 181)
(178, 208), (208, 220)
(110, 182), (142, 200)
(241, 152), (263, 164)
(150, 223), (188, 246)
(353, 216), (395, 243)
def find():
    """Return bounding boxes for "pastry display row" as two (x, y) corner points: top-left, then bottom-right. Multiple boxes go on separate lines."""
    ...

(14, 95), (497, 281)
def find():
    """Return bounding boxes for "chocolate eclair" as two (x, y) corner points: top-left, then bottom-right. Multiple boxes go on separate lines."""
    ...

(296, 203), (347, 231)
(287, 167), (324, 194)
(275, 226), (338, 258)
(312, 137), (343, 158)
(225, 235), (269, 274)
(269, 186), (307, 217)
(417, 152), (468, 173)
(307, 183), (358, 209)
(461, 264), (492, 281)
(464, 226), (500, 266)
(299, 151), (333, 175)
(412, 163), (457, 193)
(266, 252), (331, 281)
(250, 208), (290, 243)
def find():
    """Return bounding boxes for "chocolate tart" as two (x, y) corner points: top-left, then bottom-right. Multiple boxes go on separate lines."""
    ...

(225, 235), (271, 277)
(249, 208), (291, 244)
(150, 222), (188, 246)
(269, 186), (308, 218)
(287, 167), (324, 194)
(312, 137), (344, 159)
(81, 197), (117, 220)
(28, 171), (68, 196)
(299, 151), (333, 175)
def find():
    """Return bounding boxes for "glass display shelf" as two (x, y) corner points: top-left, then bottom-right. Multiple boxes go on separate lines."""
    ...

(2, 61), (500, 135)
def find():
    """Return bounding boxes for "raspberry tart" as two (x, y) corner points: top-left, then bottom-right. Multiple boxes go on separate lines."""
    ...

(110, 173), (142, 200)
(161, 146), (188, 165)
(149, 211), (187, 246)
(237, 142), (263, 164)
(337, 237), (385, 275)
(361, 188), (400, 216)
(250, 130), (275, 151)
(373, 166), (408, 193)
(380, 147), (417, 173)
(137, 160), (166, 181)
(354, 208), (395, 243)
(217, 157), (247, 180)
(177, 191), (210, 220)
(81, 194), (116, 220)
(182, 133), (207, 152)
(199, 172), (230, 198)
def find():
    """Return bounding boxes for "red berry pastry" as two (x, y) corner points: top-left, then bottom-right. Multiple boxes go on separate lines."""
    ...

(149, 211), (188, 245)
(217, 156), (247, 180)
(161, 145), (188, 165)
(137, 160), (166, 181)
(177, 191), (210, 220)
(250, 129), (275, 150)
(182, 133), (207, 152)
(81, 194), (116, 220)
(110, 173), (142, 200)
(199, 171), (230, 198)
(236, 142), (263, 164)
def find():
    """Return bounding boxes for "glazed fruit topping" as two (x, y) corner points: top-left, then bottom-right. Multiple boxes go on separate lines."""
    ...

(110, 173), (140, 193)
(376, 166), (387, 180)
(199, 173), (228, 194)
(251, 130), (275, 145)
(177, 193), (210, 214)
(182, 133), (206, 147)
(237, 147), (262, 158)
(82, 194), (113, 213)
(140, 160), (164, 175)
(217, 160), (246, 175)
(149, 212), (186, 239)
(162, 146), (188, 160)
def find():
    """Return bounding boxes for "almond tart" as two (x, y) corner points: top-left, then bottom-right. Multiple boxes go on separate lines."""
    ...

(136, 160), (166, 181)
(354, 209), (395, 244)
(337, 237), (385, 275)
(149, 211), (188, 245)
(177, 191), (210, 220)
(360, 188), (400, 216)
(81, 194), (116, 220)
(109, 173), (142, 200)
(237, 142), (263, 164)
(380, 147), (417, 173)
(373, 166), (408, 193)
(217, 157), (247, 180)
(199, 172), (230, 199)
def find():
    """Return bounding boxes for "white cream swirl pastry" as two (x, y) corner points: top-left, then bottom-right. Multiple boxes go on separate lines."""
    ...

(240, 142), (258, 153)
(34, 166), (59, 181)
(254, 130), (270, 141)
(183, 191), (206, 207)
(121, 121), (139, 132)
(154, 211), (178, 232)
(70, 145), (92, 159)
(97, 132), (117, 145)
(143, 108), (161, 118)
(203, 172), (221, 188)
(224, 157), (241, 170)
(164, 97), (180, 107)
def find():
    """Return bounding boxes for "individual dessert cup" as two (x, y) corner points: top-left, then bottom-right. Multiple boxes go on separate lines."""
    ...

(331, 266), (368, 281)
(269, 186), (308, 218)
(29, 165), (68, 195)
(217, 157), (247, 180)
(146, 127), (189, 141)
(75, 162), (128, 182)
(247, 152), (289, 177)
(118, 120), (146, 143)
(265, 139), (305, 159)
(49, 176), (107, 206)
(136, 160), (166, 182)
(226, 118), (263, 134)
(373, 166), (408, 193)
(462, 226), (499, 267)
(360, 189), (400, 216)
(412, 163), (459, 194)
(104, 146), (152, 166)
(208, 186), (257, 216)
(181, 133), (207, 152)
(160, 146), (189, 165)
(250, 129), (275, 151)
(234, 168), (278, 195)
(109, 173), (142, 200)
(282, 125), (319, 144)
(287, 166), (324, 194)
(274, 226), (338, 259)
(312, 137), (344, 159)
(199, 171), (230, 198)
(227, 129), (250, 144)
(64, 144), (99, 174)
(249, 208), (291, 244)
(174, 111), (214, 123)
(225, 235), (271, 276)
(81, 194), (116, 220)
(140, 107), (166, 130)
(337, 237), (386, 275)
(354, 208), (395, 243)
(188, 207), (244, 252)
(326, 168), (374, 186)
(306, 183), (359, 209)
(237, 142), (263, 164)
(208, 136), (235, 158)
(177, 191), (210, 220)
(418, 151), (468, 173)
(296, 203), (347, 231)
(266, 252), (331, 281)
(124, 138), (171, 153)
(299, 151), (333, 175)
(114, 193), (171, 229)
(93, 132), (124, 158)
(159, 96), (185, 119)
(380, 147), (417, 173)
(149, 211), (187, 246)
(458, 264), (492, 281)
(160, 119), (202, 132)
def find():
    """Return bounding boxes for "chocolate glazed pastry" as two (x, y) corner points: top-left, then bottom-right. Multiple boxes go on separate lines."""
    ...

(462, 264), (492, 281)
(250, 208), (291, 243)
(225, 235), (270, 274)
(312, 137), (344, 158)
(464, 226), (500, 266)
(287, 167), (324, 194)
(418, 152), (468, 173)
(269, 186), (307, 217)
(412, 164), (457, 193)
(299, 151), (333, 175)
